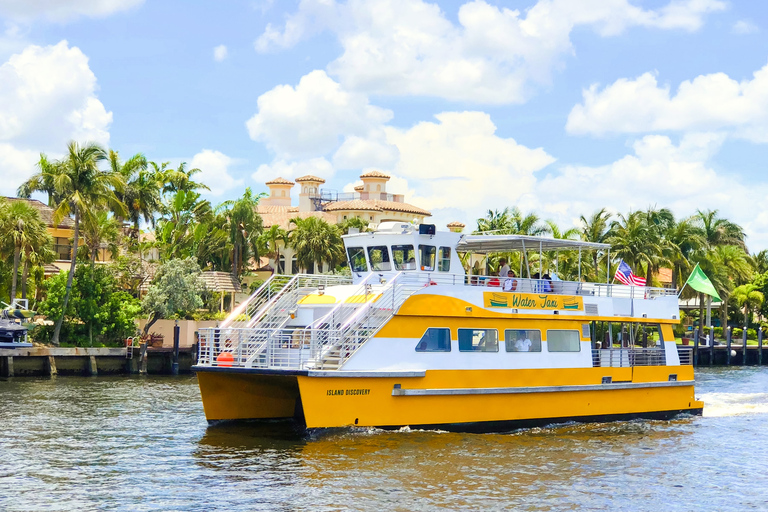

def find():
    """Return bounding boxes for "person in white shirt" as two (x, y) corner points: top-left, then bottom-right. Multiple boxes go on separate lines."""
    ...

(499, 258), (510, 277)
(503, 271), (517, 291)
(515, 332), (532, 352)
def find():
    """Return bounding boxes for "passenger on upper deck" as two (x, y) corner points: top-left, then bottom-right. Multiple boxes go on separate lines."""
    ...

(499, 258), (510, 277)
(542, 274), (553, 293)
(503, 271), (517, 291)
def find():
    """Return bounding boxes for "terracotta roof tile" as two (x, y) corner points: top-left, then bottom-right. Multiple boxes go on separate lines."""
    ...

(265, 177), (295, 186)
(295, 175), (326, 183)
(323, 199), (430, 216)
(359, 170), (390, 179)
(447, 221), (466, 227)
(260, 210), (338, 230)
(3, 197), (74, 229)
(257, 205), (299, 214)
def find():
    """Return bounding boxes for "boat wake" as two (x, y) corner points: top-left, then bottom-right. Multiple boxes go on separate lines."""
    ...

(700, 392), (768, 417)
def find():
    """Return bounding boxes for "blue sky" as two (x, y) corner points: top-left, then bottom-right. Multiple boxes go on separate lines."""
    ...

(2, 0), (768, 247)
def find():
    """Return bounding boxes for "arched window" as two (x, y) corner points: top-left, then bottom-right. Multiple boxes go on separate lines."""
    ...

(376, 184), (381, 191)
(278, 255), (285, 274)
(291, 255), (298, 274)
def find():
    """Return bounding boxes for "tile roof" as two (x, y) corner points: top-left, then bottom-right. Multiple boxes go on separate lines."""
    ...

(3, 197), (74, 229)
(200, 271), (242, 293)
(295, 175), (326, 183)
(353, 185), (364, 191)
(265, 177), (295, 185)
(257, 205), (300, 214)
(447, 221), (466, 227)
(359, 170), (390, 179)
(323, 199), (430, 216)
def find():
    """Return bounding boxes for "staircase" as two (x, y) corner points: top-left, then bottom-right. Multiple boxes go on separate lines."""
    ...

(197, 272), (424, 370)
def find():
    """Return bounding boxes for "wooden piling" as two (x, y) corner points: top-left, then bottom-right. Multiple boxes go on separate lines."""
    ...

(46, 355), (57, 376)
(742, 329), (748, 366)
(693, 328), (699, 367)
(87, 355), (98, 376)
(759, 329), (764, 366)
(139, 342), (148, 374)
(726, 327), (732, 365)
(2, 356), (13, 377)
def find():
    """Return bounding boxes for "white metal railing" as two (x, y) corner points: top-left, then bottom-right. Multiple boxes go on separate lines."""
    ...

(464, 275), (674, 298)
(677, 346), (693, 365)
(591, 348), (669, 367)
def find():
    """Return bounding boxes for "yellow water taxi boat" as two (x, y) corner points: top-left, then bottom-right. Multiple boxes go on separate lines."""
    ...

(193, 222), (702, 432)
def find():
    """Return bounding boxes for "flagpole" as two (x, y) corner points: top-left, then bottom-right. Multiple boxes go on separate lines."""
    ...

(611, 259), (619, 284)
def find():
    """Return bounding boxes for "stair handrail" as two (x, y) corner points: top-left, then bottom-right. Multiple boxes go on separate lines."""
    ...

(220, 274), (281, 328)
(244, 274), (303, 328)
(304, 272), (379, 331)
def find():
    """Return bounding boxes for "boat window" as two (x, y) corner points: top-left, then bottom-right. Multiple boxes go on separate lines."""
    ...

(504, 330), (542, 352)
(458, 329), (498, 352)
(547, 330), (581, 352)
(438, 247), (451, 272)
(415, 328), (451, 352)
(419, 245), (436, 271)
(392, 244), (416, 270)
(347, 247), (368, 272)
(367, 246), (392, 271)
(634, 323), (664, 348)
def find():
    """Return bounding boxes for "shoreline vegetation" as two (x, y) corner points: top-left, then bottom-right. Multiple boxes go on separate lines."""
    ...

(1, 141), (766, 347)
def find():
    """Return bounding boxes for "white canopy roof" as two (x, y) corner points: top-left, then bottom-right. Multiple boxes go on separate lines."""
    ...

(457, 234), (610, 254)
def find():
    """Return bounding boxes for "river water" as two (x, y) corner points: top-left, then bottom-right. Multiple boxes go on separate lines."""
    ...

(1, 368), (767, 511)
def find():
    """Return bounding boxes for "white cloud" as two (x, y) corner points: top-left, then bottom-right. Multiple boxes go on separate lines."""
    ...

(189, 149), (243, 197)
(0, 143), (38, 197)
(255, 0), (725, 104)
(252, 157), (335, 186)
(566, 64), (768, 142)
(384, 111), (555, 222)
(246, 70), (392, 159)
(213, 44), (228, 62)
(532, 132), (768, 249)
(0, 40), (112, 195)
(332, 129), (399, 170)
(732, 20), (758, 35)
(0, 0), (144, 23)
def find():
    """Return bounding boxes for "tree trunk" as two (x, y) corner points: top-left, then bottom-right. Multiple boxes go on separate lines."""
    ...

(10, 245), (20, 302)
(52, 206), (79, 346)
(142, 311), (159, 337)
(646, 263), (653, 287)
(21, 256), (29, 300)
(699, 292), (705, 339)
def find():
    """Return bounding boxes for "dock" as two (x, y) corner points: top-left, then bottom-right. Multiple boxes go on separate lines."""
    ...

(0, 345), (197, 377)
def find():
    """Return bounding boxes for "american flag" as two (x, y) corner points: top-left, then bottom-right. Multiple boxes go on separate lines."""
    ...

(615, 260), (646, 286)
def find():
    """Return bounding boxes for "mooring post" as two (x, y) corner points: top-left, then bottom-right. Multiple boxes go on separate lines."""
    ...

(710, 327), (714, 366)
(743, 328), (748, 366)
(87, 355), (98, 376)
(726, 327), (732, 366)
(759, 329), (764, 366)
(693, 327), (699, 366)
(2, 356), (13, 378)
(172, 320), (180, 376)
(47, 355), (58, 376)
(693, 328), (699, 367)
(139, 342), (148, 374)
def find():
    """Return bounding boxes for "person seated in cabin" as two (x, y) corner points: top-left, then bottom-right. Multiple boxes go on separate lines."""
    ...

(405, 257), (416, 270)
(515, 332), (532, 352)
(498, 258), (510, 277)
(541, 274), (553, 293)
(503, 271), (518, 291)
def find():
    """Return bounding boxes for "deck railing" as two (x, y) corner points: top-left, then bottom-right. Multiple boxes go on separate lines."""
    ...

(591, 348), (668, 367)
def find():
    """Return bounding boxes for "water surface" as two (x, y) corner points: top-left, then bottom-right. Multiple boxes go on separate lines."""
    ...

(1, 368), (767, 511)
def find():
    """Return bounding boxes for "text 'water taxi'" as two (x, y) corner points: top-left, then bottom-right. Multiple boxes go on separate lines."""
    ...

(192, 222), (703, 432)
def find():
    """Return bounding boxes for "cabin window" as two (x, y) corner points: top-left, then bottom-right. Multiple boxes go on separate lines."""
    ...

(415, 328), (451, 352)
(504, 330), (542, 352)
(547, 330), (581, 352)
(367, 246), (392, 271)
(419, 245), (436, 271)
(438, 247), (451, 272)
(392, 244), (416, 270)
(458, 329), (498, 352)
(347, 247), (368, 272)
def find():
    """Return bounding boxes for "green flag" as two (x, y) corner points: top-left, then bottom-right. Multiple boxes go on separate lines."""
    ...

(684, 263), (721, 301)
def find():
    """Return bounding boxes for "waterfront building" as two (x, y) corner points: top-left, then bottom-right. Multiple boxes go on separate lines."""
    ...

(256, 171), (431, 274)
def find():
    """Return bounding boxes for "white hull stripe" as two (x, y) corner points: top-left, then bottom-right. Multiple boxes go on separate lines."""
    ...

(391, 380), (694, 396)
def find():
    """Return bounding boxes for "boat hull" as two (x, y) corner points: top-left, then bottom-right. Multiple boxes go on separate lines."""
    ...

(194, 366), (703, 432)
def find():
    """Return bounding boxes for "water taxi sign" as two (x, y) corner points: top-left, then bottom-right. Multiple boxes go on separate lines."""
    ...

(483, 292), (584, 311)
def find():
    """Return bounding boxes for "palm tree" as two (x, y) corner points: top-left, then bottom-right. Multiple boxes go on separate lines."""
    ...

(509, 206), (549, 236)
(258, 225), (289, 273)
(337, 217), (370, 235)
(732, 284), (764, 328)
(750, 250), (768, 275)
(17, 154), (64, 207)
(606, 211), (663, 281)
(217, 188), (264, 279)
(21, 243), (55, 302)
(160, 162), (210, 195)
(20, 141), (126, 345)
(696, 245), (753, 329)
(0, 200), (50, 301)
(82, 210), (121, 266)
(695, 209), (746, 250)
(475, 208), (513, 233)
(109, 150), (160, 232)
(665, 217), (705, 289)
(289, 217), (344, 273)
(580, 208), (612, 281)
